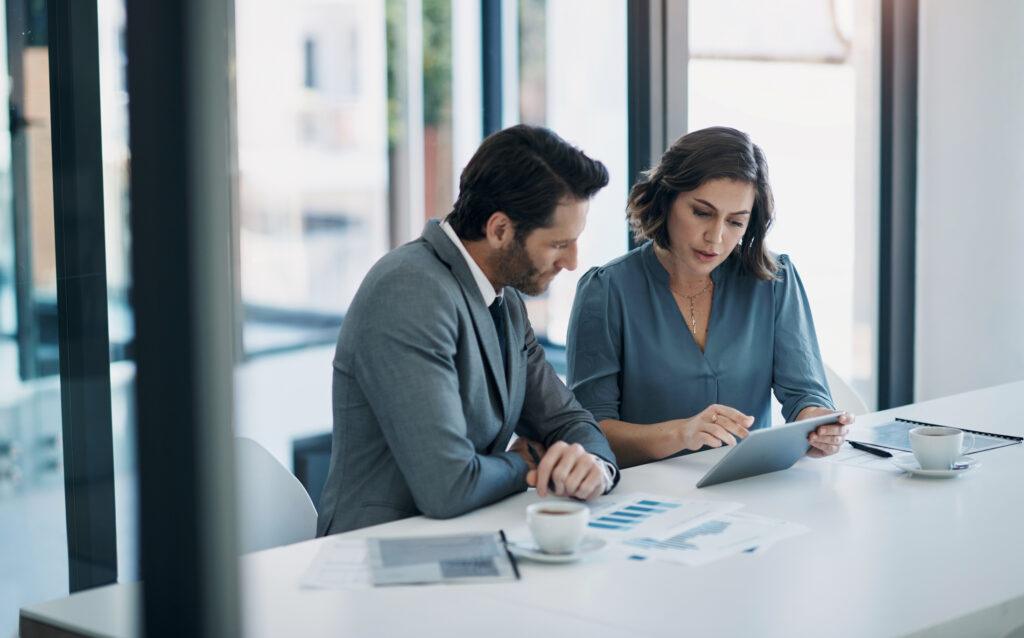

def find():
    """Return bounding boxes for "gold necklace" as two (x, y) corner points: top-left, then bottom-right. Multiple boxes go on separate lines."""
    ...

(670, 279), (712, 337)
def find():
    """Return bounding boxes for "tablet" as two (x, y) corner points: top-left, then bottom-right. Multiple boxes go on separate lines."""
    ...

(695, 411), (844, 488)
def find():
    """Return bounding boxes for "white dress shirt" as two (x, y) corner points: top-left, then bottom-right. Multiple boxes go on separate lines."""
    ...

(439, 220), (615, 494)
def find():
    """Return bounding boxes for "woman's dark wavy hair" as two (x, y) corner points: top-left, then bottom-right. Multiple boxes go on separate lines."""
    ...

(627, 126), (778, 280)
(446, 124), (608, 241)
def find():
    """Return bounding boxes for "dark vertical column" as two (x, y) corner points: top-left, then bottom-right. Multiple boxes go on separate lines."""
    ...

(481, 0), (503, 136)
(627, 0), (652, 250)
(46, 0), (118, 592)
(125, 0), (240, 634)
(878, 0), (918, 409)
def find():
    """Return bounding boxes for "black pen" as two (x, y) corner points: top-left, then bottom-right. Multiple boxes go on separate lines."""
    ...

(499, 529), (521, 580)
(525, 442), (542, 465)
(525, 443), (558, 492)
(848, 440), (893, 458)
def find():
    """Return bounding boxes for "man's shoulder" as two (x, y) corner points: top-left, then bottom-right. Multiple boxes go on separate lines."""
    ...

(361, 238), (457, 294)
(341, 240), (464, 334)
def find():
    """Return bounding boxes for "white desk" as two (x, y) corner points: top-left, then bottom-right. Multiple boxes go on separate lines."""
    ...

(21, 381), (1024, 638)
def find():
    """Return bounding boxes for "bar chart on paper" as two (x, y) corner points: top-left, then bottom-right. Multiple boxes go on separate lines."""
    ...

(588, 498), (682, 531)
(586, 493), (742, 536)
(584, 493), (809, 566)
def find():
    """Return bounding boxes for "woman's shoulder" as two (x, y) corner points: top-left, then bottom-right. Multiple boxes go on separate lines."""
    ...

(769, 252), (798, 284)
(728, 251), (796, 286)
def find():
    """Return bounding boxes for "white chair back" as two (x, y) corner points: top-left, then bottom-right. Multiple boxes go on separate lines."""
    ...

(235, 437), (317, 554)
(769, 363), (870, 424)
(824, 364), (869, 415)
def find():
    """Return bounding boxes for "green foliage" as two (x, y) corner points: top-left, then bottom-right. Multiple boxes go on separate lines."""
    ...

(385, 0), (452, 148)
(421, 0), (452, 127)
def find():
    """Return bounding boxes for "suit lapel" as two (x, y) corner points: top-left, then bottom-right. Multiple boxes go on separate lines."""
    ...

(421, 221), (510, 420)
(489, 296), (523, 452)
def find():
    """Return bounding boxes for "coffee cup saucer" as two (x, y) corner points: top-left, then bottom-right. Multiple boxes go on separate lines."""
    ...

(506, 536), (606, 563)
(891, 453), (980, 478)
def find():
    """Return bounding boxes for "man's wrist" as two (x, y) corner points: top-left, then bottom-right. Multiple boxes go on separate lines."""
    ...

(594, 455), (616, 494)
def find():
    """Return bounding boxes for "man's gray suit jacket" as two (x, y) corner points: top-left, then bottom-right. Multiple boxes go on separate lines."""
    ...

(316, 220), (618, 535)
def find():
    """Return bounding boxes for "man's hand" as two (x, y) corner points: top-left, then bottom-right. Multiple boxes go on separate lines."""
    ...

(526, 441), (605, 501)
(799, 406), (854, 457)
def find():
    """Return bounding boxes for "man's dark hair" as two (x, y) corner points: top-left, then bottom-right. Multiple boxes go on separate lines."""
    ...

(446, 124), (609, 240)
(627, 126), (778, 280)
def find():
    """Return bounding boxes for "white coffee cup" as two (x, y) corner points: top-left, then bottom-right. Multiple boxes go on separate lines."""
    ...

(526, 501), (588, 554)
(909, 426), (973, 470)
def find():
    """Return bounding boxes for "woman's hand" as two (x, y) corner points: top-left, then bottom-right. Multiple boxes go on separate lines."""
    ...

(798, 406), (854, 457)
(676, 404), (755, 451)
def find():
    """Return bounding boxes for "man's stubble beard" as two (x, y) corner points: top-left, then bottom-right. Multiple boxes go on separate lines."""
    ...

(492, 236), (547, 296)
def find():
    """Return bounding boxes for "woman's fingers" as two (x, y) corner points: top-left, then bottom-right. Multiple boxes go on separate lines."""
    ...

(714, 412), (751, 440)
(703, 422), (737, 446)
(808, 439), (841, 456)
(708, 404), (755, 428)
(702, 405), (753, 444)
(810, 424), (849, 448)
(684, 404), (756, 451)
(700, 432), (723, 448)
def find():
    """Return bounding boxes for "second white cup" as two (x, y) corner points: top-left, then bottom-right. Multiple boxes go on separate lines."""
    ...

(909, 426), (970, 470)
(526, 501), (588, 554)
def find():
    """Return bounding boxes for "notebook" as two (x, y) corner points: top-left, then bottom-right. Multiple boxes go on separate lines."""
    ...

(850, 417), (1023, 454)
(368, 531), (520, 586)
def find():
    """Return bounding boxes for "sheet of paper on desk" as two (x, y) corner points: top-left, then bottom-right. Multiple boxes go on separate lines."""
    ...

(585, 492), (743, 536)
(822, 446), (902, 473)
(299, 538), (372, 589)
(621, 511), (809, 566)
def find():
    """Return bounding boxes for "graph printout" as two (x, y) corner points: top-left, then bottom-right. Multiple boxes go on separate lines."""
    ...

(585, 493), (742, 538)
(623, 511), (809, 566)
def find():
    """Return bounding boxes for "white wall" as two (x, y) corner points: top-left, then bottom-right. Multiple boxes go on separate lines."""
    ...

(916, 0), (1024, 400)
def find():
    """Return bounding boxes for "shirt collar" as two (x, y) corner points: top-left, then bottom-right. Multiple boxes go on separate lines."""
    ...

(440, 220), (502, 307)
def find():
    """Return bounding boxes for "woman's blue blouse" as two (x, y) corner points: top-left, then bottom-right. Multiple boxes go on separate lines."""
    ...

(566, 241), (833, 435)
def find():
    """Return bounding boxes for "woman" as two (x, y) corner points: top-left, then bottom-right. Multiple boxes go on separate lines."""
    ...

(566, 126), (852, 467)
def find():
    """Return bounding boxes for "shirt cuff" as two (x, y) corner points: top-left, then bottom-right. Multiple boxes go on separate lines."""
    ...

(595, 456), (617, 494)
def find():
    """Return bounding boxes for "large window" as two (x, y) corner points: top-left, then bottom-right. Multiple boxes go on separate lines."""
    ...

(0, 4), (68, 632)
(515, 0), (629, 351)
(235, 0), (391, 356)
(688, 0), (880, 408)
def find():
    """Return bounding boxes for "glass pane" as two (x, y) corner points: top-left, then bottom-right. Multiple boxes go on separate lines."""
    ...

(236, 0), (390, 357)
(232, 0), (392, 488)
(0, 1), (68, 632)
(97, 0), (138, 583)
(516, 0), (629, 358)
(688, 0), (879, 408)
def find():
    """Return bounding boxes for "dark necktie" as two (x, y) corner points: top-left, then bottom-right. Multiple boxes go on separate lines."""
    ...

(488, 296), (508, 376)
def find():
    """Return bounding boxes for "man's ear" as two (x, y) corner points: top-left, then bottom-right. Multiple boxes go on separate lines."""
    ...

(484, 211), (514, 248)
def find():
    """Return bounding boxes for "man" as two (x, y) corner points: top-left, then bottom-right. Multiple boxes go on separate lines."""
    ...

(317, 125), (619, 535)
